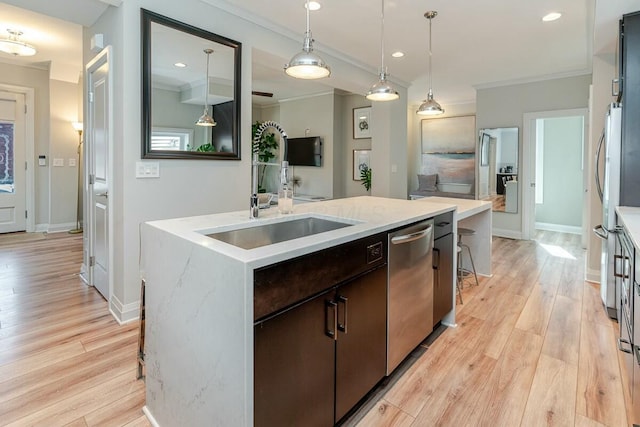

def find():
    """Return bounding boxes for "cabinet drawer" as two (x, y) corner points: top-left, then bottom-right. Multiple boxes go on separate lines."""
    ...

(434, 211), (453, 239)
(254, 232), (387, 321)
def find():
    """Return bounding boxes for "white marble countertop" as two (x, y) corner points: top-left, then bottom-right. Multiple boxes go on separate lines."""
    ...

(616, 206), (640, 248)
(413, 196), (492, 220)
(144, 196), (456, 269)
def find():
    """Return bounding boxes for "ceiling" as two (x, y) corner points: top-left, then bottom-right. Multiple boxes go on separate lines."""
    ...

(2, 0), (640, 105)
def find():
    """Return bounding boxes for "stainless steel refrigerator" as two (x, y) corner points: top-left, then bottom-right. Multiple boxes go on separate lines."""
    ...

(595, 102), (622, 318)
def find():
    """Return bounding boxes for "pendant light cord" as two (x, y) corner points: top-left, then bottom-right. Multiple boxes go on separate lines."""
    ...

(428, 14), (433, 93)
(305, 0), (311, 38)
(205, 51), (210, 111)
(380, 0), (385, 73)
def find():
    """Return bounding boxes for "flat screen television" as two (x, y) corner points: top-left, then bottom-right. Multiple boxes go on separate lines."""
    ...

(286, 136), (322, 166)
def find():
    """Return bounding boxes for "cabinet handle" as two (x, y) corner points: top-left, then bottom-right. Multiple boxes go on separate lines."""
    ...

(391, 225), (432, 245)
(614, 254), (624, 278)
(619, 337), (633, 354)
(337, 295), (348, 334)
(612, 78), (620, 97)
(325, 300), (337, 341)
(433, 247), (440, 270)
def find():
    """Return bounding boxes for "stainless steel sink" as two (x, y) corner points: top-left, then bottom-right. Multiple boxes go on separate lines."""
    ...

(206, 217), (353, 249)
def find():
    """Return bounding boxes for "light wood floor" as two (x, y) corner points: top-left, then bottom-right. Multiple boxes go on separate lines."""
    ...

(0, 231), (630, 426)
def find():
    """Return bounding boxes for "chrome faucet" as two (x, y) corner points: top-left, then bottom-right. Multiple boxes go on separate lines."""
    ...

(251, 121), (288, 219)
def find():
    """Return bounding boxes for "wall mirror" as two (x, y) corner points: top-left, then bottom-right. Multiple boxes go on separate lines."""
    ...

(142, 9), (242, 159)
(477, 127), (519, 213)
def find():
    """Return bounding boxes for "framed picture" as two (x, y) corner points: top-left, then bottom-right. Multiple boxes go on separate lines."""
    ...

(353, 149), (371, 180)
(353, 107), (372, 139)
(480, 132), (490, 166)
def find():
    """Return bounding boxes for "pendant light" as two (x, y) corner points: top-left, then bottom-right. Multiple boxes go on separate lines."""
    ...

(0, 29), (37, 57)
(284, 0), (331, 79)
(195, 48), (217, 127)
(366, 0), (399, 101)
(417, 11), (444, 116)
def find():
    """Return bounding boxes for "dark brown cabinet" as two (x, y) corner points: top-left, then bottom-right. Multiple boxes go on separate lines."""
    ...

(254, 245), (387, 427)
(254, 289), (335, 427)
(433, 212), (454, 325)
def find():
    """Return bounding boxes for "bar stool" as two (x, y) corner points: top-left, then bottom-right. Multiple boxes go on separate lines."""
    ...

(458, 227), (479, 288)
(456, 246), (464, 304)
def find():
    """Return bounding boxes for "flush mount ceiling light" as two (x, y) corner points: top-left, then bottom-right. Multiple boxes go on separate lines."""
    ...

(391, 51), (404, 58)
(417, 11), (444, 116)
(195, 48), (217, 127)
(174, 62), (187, 68)
(542, 12), (562, 22)
(0, 29), (37, 57)
(306, 1), (321, 11)
(284, 0), (331, 79)
(366, 0), (399, 101)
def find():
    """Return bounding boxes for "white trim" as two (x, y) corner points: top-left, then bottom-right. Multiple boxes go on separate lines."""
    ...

(474, 70), (592, 91)
(109, 294), (140, 324)
(535, 222), (582, 235)
(142, 406), (160, 427)
(278, 90), (335, 104)
(0, 84), (35, 232)
(585, 268), (600, 283)
(35, 223), (48, 232)
(492, 228), (523, 240)
(46, 222), (78, 233)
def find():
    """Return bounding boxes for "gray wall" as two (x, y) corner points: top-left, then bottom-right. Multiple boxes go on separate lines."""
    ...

(151, 87), (208, 148)
(535, 116), (584, 227)
(476, 74), (591, 237)
(341, 94), (371, 197)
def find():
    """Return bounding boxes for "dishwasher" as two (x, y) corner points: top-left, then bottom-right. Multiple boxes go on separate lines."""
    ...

(387, 218), (434, 374)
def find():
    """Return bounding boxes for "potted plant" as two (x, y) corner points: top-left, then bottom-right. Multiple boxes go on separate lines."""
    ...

(251, 121), (279, 193)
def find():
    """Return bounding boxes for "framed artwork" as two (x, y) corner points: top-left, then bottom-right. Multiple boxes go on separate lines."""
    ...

(353, 149), (371, 180)
(480, 132), (490, 166)
(353, 107), (372, 139)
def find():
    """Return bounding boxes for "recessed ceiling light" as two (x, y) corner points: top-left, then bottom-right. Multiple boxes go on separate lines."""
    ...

(174, 62), (187, 68)
(391, 51), (404, 58)
(306, 1), (321, 11)
(542, 12), (562, 22)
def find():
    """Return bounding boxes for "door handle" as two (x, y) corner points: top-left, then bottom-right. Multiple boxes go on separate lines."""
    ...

(593, 225), (608, 240)
(614, 254), (624, 278)
(337, 295), (348, 334)
(391, 225), (432, 245)
(325, 300), (337, 341)
(97, 192), (108, 198)
(433, 247), (440, 270)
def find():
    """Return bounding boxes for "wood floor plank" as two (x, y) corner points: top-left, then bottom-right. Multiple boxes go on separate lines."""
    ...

(574, 414), (608, 427)
(82, 385), (146, 427)
(471, 329), (544, 426)
(541, 294), (582, 365)
(582, 281), (613, 326)
(0, 340), (85, 382)
(515, 282), (558, 336)
(519, 354), (578, 427)
(122, 416), (152, 427)
(576, 319), (627, 426)
(354, 399), (414, 427)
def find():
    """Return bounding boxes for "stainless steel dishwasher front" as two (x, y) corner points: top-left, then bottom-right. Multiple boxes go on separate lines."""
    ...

(387, 218), (435, 374)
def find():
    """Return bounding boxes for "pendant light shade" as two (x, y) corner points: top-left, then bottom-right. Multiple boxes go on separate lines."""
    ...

(0, 29), (36, 57)
(366, 0), (398, 101)
(195, 48), (217, 127)
(285, 0), (331, 79)
(417, 11), (444, 116)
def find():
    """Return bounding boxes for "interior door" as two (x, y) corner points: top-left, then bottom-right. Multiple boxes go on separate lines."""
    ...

(87, 49), (111, 301)
(0, 92), (26, 233)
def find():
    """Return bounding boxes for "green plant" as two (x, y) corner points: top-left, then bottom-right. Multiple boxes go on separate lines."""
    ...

(195, 143), (216, 152)
(360, 165), (372, 191)
(252, 121), (279, 192)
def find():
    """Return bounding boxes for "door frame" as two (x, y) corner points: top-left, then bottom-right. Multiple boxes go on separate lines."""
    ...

(0, 84), (35, 232)
(522, 108), (589, 241)
(84, 46), (114, 304)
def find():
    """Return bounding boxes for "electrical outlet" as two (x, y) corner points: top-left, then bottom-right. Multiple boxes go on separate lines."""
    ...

(68, 158), (77, 167)
(53, 158), (64, 167)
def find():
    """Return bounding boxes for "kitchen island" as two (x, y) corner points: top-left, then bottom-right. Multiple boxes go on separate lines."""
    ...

(139, 196), (487, 426)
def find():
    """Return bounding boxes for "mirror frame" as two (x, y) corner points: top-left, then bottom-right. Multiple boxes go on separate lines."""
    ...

(141, 9), (242, 160)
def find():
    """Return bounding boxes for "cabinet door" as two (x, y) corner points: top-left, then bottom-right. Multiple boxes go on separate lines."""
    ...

(433, 233), (454, 324)
(335, 266), (387, 422)
(254, 290), (335, 427)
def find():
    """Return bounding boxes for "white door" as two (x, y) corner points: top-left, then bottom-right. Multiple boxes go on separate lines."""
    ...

(0, 92), (26, 233)
(87, 48), (111, 301)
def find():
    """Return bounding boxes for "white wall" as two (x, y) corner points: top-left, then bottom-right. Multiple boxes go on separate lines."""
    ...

(151, 87), (209, 148)
(86, 0), (401, 322)
(341, 94), (371, 197)
(476, 74), (591, 237)
(535, 116), (584, 227)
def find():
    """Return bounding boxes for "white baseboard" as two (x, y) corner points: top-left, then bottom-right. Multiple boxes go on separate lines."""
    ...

(35, 223), (48, 232)
(142, 406), (160, 427)
(492, 228), (523, 240)
(535, 222), (582, 235)
(585, 267), (600, 284)
(34, 222), (79, 233)
(109, 294), (140, 324)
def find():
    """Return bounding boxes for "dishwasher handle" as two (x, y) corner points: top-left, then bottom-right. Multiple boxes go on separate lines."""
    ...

(391, 225), (432, 245)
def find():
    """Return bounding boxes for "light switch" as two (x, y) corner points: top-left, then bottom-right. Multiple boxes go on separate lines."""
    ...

(53, 158), (64, 167)
(38, 155), (46, 166)
(136, 161), (160, 178)
(391, 164), (398, 173)
(68, 158), (77, 167)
